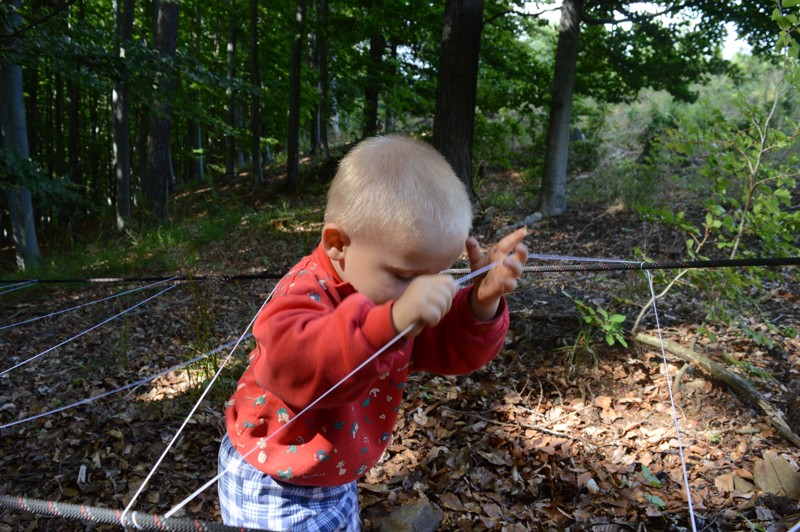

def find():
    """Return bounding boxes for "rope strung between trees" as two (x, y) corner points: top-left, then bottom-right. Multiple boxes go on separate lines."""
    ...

(1, 254), (798, 529)
(0, 277), (179, 331)
(2, 256), (798, 286)
(0, 272), (285, 285)
(0, 495), (266, 532)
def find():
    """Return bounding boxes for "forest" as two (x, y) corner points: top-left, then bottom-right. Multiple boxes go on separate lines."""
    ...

(1, 0), (800, 530)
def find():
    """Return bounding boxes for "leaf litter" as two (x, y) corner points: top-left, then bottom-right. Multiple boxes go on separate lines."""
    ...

(0, 174), (799, 531)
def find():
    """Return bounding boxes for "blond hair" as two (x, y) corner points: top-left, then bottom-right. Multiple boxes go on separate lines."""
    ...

(325, 135), (472, 248)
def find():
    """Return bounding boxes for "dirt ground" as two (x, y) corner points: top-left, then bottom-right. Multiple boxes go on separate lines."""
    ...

(0, 170), (799, 531)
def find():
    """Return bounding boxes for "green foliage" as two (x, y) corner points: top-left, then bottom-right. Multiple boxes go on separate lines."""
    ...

(0, 149), (83, 213)
(634, 49), (800, 347)
(560, 291), (627, 364)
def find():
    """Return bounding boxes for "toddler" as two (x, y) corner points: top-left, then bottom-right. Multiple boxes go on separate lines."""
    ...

(219, 135), (528, 530)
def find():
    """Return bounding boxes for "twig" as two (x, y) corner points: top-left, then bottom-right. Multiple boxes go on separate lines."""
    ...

(440, 406), (597, 452)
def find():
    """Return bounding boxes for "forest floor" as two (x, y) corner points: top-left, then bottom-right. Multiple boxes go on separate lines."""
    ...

(0, 164), (799, 531)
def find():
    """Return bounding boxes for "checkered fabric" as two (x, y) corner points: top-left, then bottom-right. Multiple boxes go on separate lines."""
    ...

(218, 435), (360, 531)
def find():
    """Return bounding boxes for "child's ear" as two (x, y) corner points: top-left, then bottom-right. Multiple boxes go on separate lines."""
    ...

(322, 223), (350, 262)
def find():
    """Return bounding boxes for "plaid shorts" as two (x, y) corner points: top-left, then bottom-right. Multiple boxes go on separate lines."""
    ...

(217, 435), (360, 531)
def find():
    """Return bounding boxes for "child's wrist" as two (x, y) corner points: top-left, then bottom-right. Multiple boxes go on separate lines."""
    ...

(470, 292), (500, 321)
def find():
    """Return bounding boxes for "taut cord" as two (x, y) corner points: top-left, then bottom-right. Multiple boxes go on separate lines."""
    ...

(2, 256), (797, 286)
(0, 277), (178, 331)
(0, 281), (181, 377)
(162, 259), (503, 520)
(0, 336), (249, 431)
(0, 495), (265, 531)
(0, 279), (38, 295)
(443, 255), (800, 275)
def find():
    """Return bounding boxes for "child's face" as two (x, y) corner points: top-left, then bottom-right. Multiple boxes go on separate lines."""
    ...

(336, 231), (465, 305)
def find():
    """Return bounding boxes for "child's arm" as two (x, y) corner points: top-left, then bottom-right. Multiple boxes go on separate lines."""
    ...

(390, 274), (459, 338)
(466, 227), (528, 321)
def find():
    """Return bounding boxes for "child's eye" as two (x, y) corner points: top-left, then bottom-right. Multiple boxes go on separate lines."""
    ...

(392, 272), (413, 282)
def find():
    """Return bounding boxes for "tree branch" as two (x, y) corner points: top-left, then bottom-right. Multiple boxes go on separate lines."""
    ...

(2, 0), (78, 38)
(582, 2), (688, 26)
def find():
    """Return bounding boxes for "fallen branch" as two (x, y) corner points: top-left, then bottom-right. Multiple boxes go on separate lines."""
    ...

(635, 333), (800, 448)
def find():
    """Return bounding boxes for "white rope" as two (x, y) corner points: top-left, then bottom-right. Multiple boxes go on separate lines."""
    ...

(0, 279), (38, 296)
(162, 260), (503, 519)
(0, 336), (249, 430)
(0, 282), (181, 378)
(644, 270), (698, 532)
(0, 277), (178, 331)
(121, 279), (284, 523)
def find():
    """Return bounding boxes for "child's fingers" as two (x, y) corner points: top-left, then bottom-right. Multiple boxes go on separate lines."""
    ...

(466, 236), (484, 267)
(491, 227), (527, 259)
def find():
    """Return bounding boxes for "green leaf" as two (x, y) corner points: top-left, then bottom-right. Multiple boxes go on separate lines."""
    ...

(644, 493), (666, 508)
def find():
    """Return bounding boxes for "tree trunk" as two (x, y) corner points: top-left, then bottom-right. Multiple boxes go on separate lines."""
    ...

(385, 42), (398, 134)
(1, 0), (40, 270)
(113, 0), (135, 230)
(318, 0), (330, 158)
(431, 0), (484, 193)
(362, 29), (385, 138)
(188, 6), (204, 182)
(225, 9), (237, 179)
(54, 72), (65, 176)
(249, 0), (263, 184)
(287, 0), (306, 187)
(308, 28), (320, 156)
(533, 0), (582, 219)
(143, 0), (179, 222)
(67, 1), (84, 186)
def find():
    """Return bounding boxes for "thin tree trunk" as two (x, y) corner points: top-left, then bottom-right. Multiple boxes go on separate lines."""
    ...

(534, 0), (582, 219)
(250, 0), (263, 185)
(362, 30), (385, 138)
(432, 0), (484, 192)
(385, 42), (397, 134)
(318, 0), (330, 158)
(143, 0), (179, 222)
(113, 0), (135, 230)
(55, 72), (65, 176)
(26, 60), (39, 157)
(1, 0), (40, 270)
(188, 5), (204, 182)
(308, 26), (320, 156)
(225, 8), (237, 179)
(287, 0), (306, 187)
(67, 0), (83, 186)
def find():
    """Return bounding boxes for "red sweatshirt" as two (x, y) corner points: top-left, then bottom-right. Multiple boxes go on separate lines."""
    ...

(225, 244), (509, 486)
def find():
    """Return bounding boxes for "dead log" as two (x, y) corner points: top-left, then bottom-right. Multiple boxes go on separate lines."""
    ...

(634, 333), (800, 448)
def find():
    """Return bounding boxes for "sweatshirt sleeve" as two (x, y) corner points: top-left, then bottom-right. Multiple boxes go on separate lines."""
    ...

(410, 285), (509, 375)
(250, 284), (407, 411)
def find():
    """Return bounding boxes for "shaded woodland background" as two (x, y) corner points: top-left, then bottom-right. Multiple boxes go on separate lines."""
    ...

(1, 0), (800, 530)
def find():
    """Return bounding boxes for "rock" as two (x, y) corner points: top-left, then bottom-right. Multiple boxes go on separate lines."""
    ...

(376, 501), (443, 532)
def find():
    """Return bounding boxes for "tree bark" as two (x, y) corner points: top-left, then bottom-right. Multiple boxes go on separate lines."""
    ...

(432, 0), (484, 193)
(67, 1), (83, 186)
(249, 0), (263, 184)
(1, 0), (40, 270)
(143, 0), (179, 222)
(362, 30), (385, 138)
(318, 0), (331, 157)
(54, 72), (65, 176)
(113, 0), (135, 230)
(534, 0), (582, 219)
(287, 0), (306, 187)
(188, 5), (204, 182)
(225, 8), (237, 179)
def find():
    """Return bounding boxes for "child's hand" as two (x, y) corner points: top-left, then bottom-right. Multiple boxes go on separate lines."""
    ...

(391, 275), (459, 338)
(466, 227), (528, 321)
